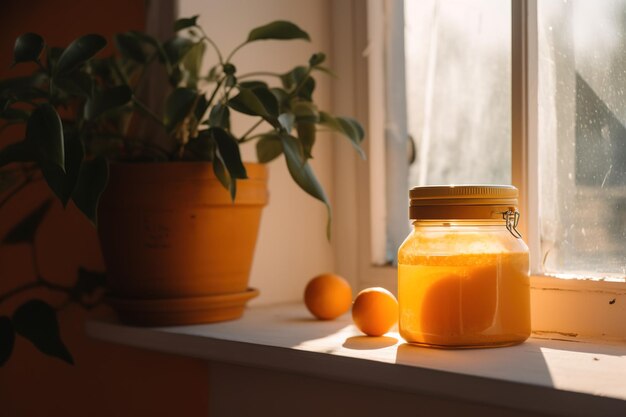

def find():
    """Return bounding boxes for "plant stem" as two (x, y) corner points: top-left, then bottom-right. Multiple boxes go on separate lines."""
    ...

(239, 119), (265, 142)
(225, 41), (247, 63)
(237, 71), (282, 80)
(207, 78), (224, 106)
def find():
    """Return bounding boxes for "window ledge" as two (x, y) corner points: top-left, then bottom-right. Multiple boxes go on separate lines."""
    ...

(86, 303), (626, 416)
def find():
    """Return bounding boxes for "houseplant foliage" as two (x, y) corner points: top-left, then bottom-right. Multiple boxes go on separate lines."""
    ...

(0, 17), (365, 362)
(106, 16), (364, 231)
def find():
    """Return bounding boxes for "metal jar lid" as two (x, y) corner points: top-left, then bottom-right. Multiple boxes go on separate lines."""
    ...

(409, 185), (521, 237)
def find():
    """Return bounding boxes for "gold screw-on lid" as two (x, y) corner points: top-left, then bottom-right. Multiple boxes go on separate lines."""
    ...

(409, 185), (518, 220)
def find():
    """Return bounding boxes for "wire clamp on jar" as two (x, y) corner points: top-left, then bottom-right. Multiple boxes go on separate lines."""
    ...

(501, 209), (522, 239)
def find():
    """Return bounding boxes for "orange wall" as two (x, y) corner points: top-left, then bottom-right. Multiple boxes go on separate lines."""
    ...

(0, 1), (209, 416)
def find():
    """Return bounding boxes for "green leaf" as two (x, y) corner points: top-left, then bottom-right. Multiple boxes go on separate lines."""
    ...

(42, 133), (84, 207)
(256, 133), (283, 163)
(185, 132), (214, 161)
(174, 15), (199, 32)
(212, 152), (232, 196)
(227, 87), (279, 124)
(55, 34), (106, 75)
(298, 77), (315, 101)
(169, 66), (184, 87)
(127, 31), (159, 48)
(312, 65), (337, 77)
(181, 42), (206, 87)
(293, 101), (319, 123)
(210, 127), (247, 180)
(114, 33), (147, 63)
(239, 80), (268, 90)
(280, 66), (315, 100)
(84, 85), (132, 120)
(270, 87), (289, 107)
(278, 112), (295, 133)
(224, 75), (236, 88)
(12, 299), (73, 365)
(318, 111), (365, 159)
(339, 117), (365, 143)
(71, 156), (109, 226)
(2, 199), (52, 244)
(247, 21), (310, 42)
(296, 122), (316, 159)
(162, 37), (194, 66)
(26, 104), (65, 173)
(228, 173), (237, 201)
(194, 94), (210, 121)
(208, 102), (230, 129)
(280, 66), (308, 90)
(0, 317), (15, 367)
(13, 33), (44, 65)
(309, 52), (326, 67)
(53, 70), (93, 98)
(164, 87), (197, 133)
(279, 132), (305, 166)
(26, 104), (68, 203)
(280, 134), (331, 238)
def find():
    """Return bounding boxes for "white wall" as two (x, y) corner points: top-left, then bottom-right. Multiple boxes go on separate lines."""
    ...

(177, 0), (335, 305)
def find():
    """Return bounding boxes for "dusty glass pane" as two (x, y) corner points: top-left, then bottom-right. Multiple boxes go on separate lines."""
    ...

(404, 0), (511, 187)
(538, 0), (626, 279)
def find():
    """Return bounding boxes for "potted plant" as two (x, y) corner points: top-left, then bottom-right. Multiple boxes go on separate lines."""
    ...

(0, 17), (365, 327)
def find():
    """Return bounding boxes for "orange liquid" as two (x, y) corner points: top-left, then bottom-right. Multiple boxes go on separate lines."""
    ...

(398, 252), (530, 348)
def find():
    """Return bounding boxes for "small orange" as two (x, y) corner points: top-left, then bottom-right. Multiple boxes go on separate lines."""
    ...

(304, 273), (353, 320)
(352, 287), (398, 336)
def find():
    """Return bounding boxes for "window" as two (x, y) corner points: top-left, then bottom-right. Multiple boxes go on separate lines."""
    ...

(332, 0), (626, 339)
(376, 0), (626, 279)
(537, 0), (626, 279)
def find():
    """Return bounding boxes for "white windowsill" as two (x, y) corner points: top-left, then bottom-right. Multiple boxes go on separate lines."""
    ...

(86, 303), (626, 416)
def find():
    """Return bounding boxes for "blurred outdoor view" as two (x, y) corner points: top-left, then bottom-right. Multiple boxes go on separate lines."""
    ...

(538, 0), (626, 279)
(404, 0), (511, 187)
(402, 0), (625, 278)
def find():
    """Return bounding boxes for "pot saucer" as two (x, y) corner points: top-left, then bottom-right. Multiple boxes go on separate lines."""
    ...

(107, 288), (259, 326)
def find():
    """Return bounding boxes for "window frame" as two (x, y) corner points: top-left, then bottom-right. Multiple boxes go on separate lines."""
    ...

(331, 0), (626, 341)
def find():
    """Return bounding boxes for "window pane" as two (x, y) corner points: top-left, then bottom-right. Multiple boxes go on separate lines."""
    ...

(538, 0), (626, 279)
(405, 0), (511, 187)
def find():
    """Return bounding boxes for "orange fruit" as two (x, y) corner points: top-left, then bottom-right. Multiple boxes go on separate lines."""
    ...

(352, 287), (398, 336)
(304, 273), (353, 320)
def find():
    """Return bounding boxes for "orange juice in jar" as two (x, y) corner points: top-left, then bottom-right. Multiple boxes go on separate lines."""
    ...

(398, 185), (531, 348)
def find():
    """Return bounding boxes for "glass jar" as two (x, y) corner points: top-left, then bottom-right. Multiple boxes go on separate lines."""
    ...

(397, 185), (531, 348)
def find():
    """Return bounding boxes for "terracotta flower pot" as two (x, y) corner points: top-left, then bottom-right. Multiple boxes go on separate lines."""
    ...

(97, 162), (268, 326)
